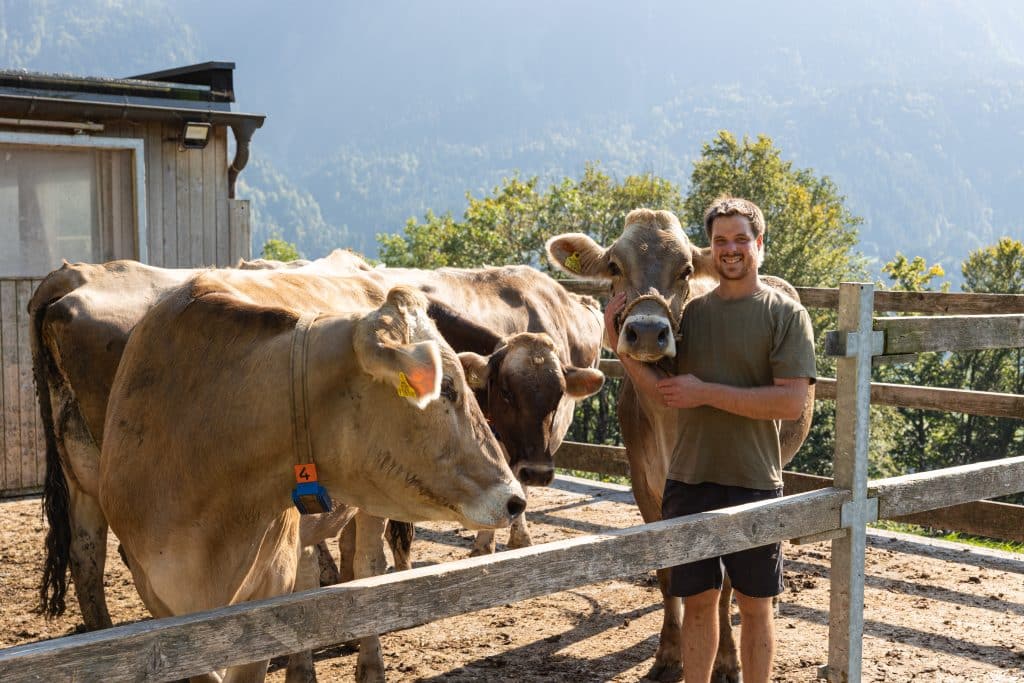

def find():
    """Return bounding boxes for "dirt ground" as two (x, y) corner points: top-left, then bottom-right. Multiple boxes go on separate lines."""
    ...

(3, 475), (1023, 682)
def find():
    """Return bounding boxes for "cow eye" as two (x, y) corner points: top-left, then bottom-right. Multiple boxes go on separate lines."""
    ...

(678, 264), (693, 281)
(607, 261), (622, 277)
(440, 376), (458, 402)
(499, 387), (514, 404)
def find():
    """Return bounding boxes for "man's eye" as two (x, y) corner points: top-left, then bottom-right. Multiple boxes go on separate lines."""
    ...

(441, 377), (458, 402)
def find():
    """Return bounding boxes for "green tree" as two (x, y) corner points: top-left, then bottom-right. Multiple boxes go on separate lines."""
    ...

(876, 239), (1024, 502)
(681, 131), (865, 288)
(260, 237), (301, 262)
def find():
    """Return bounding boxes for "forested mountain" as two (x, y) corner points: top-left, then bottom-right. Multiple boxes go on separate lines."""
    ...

(4, 1), (1024, 276)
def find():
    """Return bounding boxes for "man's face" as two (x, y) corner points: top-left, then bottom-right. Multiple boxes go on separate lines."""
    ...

(710, 214), (762, 281)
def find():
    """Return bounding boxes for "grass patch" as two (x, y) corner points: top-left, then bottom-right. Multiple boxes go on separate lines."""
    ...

(871, 519), (1024, 554)
(557, 468), (630, 486)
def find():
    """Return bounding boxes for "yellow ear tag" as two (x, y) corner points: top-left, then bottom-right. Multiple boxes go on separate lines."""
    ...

(565, 251), (582, 273)
(396, 371), (418, 398)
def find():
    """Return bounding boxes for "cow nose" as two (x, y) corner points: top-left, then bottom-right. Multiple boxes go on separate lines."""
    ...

(623, 319), (671, 349)
(507, 494), (527, 519)
(518, 466), (555, 487)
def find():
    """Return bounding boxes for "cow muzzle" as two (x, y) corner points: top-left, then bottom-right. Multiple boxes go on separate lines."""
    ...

(515, 462), (555, 487)
(617, 294), (677, 361)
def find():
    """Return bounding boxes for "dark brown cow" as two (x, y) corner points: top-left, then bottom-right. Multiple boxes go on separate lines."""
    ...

(335, 265), (605, 682)
(547, 209), (814, 683)
(99, 269), (526, 682)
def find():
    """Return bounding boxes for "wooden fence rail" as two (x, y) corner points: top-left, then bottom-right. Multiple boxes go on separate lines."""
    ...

(0, 489), (849, 682)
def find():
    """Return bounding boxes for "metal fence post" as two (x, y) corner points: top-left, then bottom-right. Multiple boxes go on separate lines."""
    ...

(824, 282), (879, 683)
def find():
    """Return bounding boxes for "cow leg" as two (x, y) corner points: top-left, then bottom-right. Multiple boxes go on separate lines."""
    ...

(506, 486), (531, 549)
(220, 661), (268, 683)
(385, 520), (414, 572)
(353, 513), (388, 683)
(66, 482), (112, 630)
(712, 575), (740, 683)
(337, 522), (356, 584)
(469, 529), (497, 556)
(641, 567), (684, 682)
(283, 544), (320, 683)
(316, 541), (341, 585)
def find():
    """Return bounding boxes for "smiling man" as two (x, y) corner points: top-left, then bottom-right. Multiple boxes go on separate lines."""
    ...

(605, 197), (816, 683)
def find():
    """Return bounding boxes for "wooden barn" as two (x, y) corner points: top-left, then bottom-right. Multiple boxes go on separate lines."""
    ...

(0, 61), (265, 495)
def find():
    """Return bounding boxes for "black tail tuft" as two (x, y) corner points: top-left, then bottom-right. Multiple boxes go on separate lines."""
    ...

(31, 297), (72, 619)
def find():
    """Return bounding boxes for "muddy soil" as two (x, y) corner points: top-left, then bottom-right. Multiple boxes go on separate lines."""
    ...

(2, 476), (1023, 682)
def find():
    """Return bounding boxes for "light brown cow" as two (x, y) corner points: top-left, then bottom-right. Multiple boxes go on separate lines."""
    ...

(31, 251), (365, 631)
(99, 269), (526, 682)
(547, 209), (814, 683)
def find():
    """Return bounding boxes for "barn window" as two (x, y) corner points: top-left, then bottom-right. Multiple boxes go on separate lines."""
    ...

(0, 133), (146, 277)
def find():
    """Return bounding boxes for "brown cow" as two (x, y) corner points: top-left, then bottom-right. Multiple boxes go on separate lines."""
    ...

(31, 251), (365, 631)
(99, 269), (526, 682)
(547, 209), (813, 683)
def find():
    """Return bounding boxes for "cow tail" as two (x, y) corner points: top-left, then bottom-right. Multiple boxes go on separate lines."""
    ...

(31, 298), (71, 618)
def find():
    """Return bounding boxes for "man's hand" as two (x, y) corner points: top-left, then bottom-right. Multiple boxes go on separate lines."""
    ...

(604, 291), (626, 352)
(656, 374), (705, 409)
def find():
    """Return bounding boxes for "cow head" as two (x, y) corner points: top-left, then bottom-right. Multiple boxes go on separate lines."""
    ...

(546, 209), (714, 363)
(460, 333), (604, 487)
(346, 286), (526, 529)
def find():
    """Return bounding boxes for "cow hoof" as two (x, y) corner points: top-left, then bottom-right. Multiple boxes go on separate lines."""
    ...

(711, 668), (741, 683)
(642, 661), (683, 682)
(506, 535), (533, 550)
(468, 546), (495, 557)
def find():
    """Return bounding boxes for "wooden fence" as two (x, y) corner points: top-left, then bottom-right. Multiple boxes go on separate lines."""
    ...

(1, 282), (1022, 682)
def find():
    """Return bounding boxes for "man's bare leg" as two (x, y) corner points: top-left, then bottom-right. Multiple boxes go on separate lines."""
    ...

(681, 588), (721, 683)
(734, 590), (775, 683)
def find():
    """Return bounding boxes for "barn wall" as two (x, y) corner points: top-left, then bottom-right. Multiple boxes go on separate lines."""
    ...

(0, 278), (43, 495)
(104, 121), (248, 268)
(1, 121), (250, 494)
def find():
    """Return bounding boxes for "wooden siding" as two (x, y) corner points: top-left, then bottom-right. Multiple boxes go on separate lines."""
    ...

(1, 278), (43, 495)
(1, 121), (250, 493)
(102, 122), (246, 268)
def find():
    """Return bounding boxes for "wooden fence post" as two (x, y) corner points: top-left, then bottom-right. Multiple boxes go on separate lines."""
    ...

(824, 282), (880, 682)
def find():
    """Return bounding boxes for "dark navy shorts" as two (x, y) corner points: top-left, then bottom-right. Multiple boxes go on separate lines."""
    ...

(661, 479), (784, 599)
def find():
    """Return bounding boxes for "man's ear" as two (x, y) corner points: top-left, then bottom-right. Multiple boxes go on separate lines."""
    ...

(459, 352), (491, 390)
(545, 233), (611, 279)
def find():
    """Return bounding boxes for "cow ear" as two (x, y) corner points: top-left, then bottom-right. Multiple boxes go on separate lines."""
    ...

(545, 233), (609, 279)
(356, 337), (443, 409)
(459, 352), (490, 390)
(691, 244), (716, 280)
(564, 366), (605, 399)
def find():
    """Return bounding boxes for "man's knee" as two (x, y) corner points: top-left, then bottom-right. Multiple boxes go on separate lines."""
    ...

(683, 587), (721, 615)
(733, 589), (774, 619)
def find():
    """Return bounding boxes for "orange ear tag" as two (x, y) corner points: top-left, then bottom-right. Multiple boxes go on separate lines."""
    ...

(565, 252), (582, 273)
(396, 371), (418, 399)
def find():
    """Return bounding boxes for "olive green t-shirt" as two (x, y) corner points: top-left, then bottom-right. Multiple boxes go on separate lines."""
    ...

(666, 286), (817, 490)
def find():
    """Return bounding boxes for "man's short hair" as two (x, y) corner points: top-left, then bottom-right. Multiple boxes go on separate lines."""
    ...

(703, 197), (766, 241)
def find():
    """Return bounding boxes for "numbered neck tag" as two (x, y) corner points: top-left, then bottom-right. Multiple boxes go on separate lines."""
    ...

(292, 463), (333, 515)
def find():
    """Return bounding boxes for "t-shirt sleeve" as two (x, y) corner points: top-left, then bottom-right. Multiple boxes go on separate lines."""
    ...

(771, 305), (817, 383)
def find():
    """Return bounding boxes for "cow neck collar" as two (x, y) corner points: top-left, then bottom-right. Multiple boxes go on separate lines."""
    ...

(291, 312), (321, 469)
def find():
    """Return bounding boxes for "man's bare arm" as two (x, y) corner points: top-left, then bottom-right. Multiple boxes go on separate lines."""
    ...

(656, 375), (809, 421)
